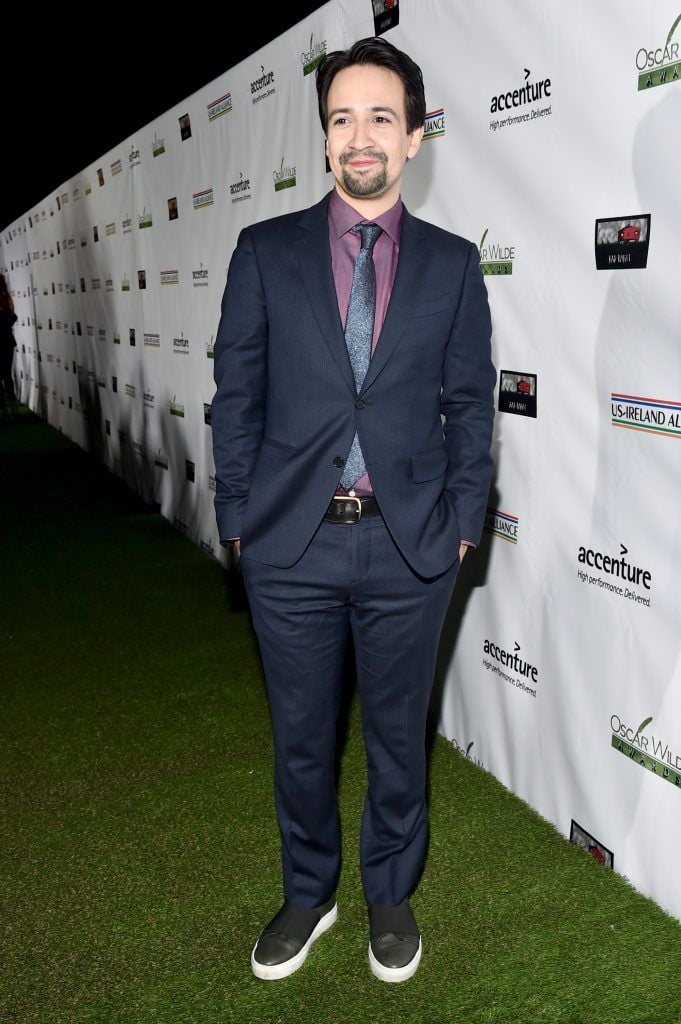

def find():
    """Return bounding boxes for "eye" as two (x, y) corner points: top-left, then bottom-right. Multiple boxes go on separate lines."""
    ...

(332, 117), (349, 126)
(373, 115), (390, 123)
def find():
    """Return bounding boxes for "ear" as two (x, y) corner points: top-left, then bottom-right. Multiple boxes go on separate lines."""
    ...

(407, 124), (425, 160)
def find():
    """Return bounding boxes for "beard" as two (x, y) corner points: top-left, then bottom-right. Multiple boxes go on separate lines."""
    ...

(339, 152), (389, 197)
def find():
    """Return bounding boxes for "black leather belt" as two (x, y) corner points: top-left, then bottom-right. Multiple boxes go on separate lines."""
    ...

(324, 494), (381, 524)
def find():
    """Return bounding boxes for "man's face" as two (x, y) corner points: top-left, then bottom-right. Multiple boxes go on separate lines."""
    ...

(325, 63), (423, 209)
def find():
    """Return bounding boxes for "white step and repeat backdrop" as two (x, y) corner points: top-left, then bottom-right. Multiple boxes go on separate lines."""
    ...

(2, 0), (680, 920)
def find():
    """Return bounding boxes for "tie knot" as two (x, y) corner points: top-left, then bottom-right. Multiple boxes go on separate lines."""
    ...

(356, 223), (383, 252)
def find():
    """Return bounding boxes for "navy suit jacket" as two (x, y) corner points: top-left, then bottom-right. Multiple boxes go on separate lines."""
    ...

(212, 191), (496, 579)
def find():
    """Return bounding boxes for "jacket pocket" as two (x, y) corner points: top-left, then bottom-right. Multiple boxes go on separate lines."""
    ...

(411, 446), (448, 482)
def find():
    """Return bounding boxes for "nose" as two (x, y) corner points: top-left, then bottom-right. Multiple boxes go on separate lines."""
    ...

(349, 117), (374, 150)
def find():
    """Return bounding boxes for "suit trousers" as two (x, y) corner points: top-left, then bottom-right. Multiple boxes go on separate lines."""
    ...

(239, 510), (458, 908)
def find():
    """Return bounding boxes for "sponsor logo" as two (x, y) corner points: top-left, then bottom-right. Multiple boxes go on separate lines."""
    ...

(105, 418), (110, 434)
(113, 331), (120, 345)
(168, 197), (178, 220)
(122, 216), (132, 235)
(170, 397), (185, 418)
(230, 172), (252, 203)
(206, 336), (215, 359)
(193, 263), (209, 286)
(611, 714), (681, 789)
(130, 329), (136, 346)
(423, 107), (445, 140)
(483, 506), (518, 544)
(193, 187), (214, 211)
(251, 65), (275, 104)
(204, 402), (212, 426)
(106, 279), (114, 292)
(577, 542), (652, 607)
(143, 391), (155, 409)
(595, 215), (650, 269)
(132, 441), (146, 460)
(97, 375), (106, 389)
(173, 334), (189, 355)
(207, 91), (232, 122)
(186, 459), (195, 482)
(300, 33), (326, 76)
(161, 269), (179, 285)
(450, 735), (484, 769)
(499, 370), (537, 417)
(479, 228), (515, 276)
(98, 329), (106, 343)
(138, 208), (152, 229)
(144, 333), (160, 348)
(152, 133), (165, 157)
(92, 278), (101, 290)
(490, 67), (552, 132)
(105, 221), (116, 236)
(111, 158), (122, 176)
(569, 821), (614, 868)
(154, 449), (169, 470)
(273, 156), (296, 192)
(138, 270), (147, 290)
(124, 383), (136, 398)
(636, 15), (681, 90)
(122, 275), (130, 291)
(611, 392), (681, 439)
(112, 376), (118, 393)
(208, 474), (217, 492)
(482, 638), (538, 699)
(129, 145), (141, 168)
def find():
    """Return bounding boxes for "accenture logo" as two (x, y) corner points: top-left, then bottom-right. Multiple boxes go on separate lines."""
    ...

(489, 68), (552, 132)
(577, 542), (652, 607)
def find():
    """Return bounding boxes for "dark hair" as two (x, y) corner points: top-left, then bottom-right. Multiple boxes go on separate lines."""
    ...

(315, 37), (426, 135)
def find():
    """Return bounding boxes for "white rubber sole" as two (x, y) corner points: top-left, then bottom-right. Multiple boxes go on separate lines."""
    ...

(251, 903), (338, 981)
(368, 936), (422, 983)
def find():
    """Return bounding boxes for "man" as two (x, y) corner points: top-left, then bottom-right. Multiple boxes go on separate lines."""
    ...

(212, 37), (495, 983)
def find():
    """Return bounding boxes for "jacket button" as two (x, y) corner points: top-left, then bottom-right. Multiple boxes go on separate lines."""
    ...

(355, 399), (366, 409)
(333, 456), (345, 468)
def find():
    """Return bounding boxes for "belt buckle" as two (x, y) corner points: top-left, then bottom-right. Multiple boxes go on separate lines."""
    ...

(334, 494), (362, 523)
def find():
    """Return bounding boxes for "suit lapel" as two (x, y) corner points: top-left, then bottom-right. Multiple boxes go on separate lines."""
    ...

(294, 195), (356, 393)
(360, 207), (431, 396)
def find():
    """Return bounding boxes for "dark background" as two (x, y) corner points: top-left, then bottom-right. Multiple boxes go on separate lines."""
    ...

(2, 3), (328, 230)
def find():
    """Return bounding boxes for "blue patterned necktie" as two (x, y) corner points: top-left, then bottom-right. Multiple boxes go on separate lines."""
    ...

(340, 222), (383, 490)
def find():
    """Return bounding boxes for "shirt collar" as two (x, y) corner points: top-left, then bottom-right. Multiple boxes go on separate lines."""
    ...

(328, 187), (403, 245)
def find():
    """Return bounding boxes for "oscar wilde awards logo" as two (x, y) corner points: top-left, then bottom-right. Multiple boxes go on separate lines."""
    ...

(450, 736), (484, 770)
(479, 228), (515, 276)
(595, 215), (650, 270)
(482, 638), (539, 699)
(636, 14), (680, 90)
(610, 714), (681, 790)
(273, 157), (296, 193)
(489, 68), (552, 132)
(576, 542), (652, 608)
(611, 392), (681, 439)
(300, 34), (326, 76)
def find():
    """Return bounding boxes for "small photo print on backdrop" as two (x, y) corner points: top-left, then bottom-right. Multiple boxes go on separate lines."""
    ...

(498, 371), (537, 418)
(594, 214), (650, 269)
(372, 0), (399, 36)
(570, 821), (614, 869)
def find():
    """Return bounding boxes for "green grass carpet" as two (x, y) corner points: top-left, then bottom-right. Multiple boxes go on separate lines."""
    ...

(1, 410), (680, 1024)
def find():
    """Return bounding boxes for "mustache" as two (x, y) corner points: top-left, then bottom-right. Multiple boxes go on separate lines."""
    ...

(339, 150), (387, 166)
